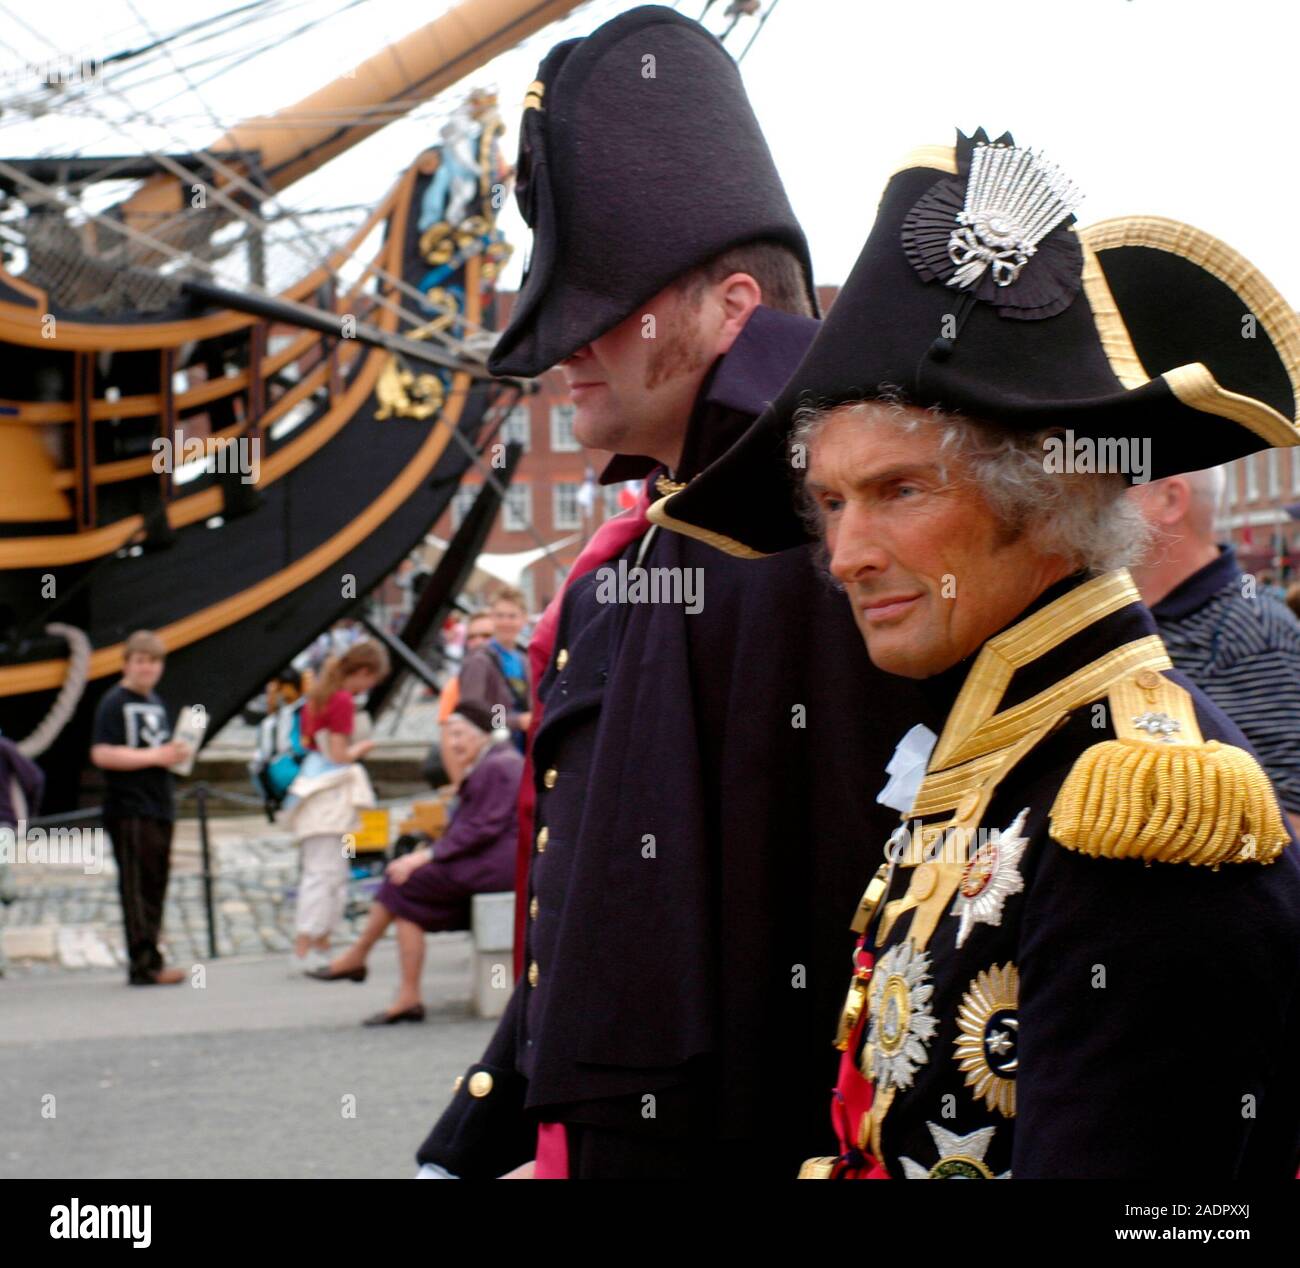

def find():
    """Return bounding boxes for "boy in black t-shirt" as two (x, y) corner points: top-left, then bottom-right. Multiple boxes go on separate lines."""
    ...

(91, 630), (191, 986)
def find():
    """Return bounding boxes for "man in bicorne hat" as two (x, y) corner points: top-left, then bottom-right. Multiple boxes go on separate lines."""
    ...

(652, 130), (1300, 1178)
(413, 6), (920, 1178)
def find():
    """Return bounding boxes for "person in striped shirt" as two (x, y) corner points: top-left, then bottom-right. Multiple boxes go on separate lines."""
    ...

(1130, 466), (1300, 833)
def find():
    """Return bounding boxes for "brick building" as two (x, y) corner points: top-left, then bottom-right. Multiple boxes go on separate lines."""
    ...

(1218, 447), (1300, 582)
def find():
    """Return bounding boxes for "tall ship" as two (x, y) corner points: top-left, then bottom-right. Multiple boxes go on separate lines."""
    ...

(0, 0), (779, 809)
(0, 0), (605, 808)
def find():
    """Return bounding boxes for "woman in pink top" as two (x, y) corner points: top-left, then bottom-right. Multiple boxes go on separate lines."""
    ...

(288, 640), (389, 971)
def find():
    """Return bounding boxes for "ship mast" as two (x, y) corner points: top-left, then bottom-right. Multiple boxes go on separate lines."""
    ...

(118, 0), (585, 230)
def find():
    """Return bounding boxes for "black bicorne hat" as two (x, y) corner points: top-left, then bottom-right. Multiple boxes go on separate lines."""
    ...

(647, 129), (1300, 556)
(487, 4), (815, 378)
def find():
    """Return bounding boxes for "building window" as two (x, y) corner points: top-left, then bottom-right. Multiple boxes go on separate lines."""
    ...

(1266, 449), (1281, 498)
(550, 404), (580, 452)
(449, 484), (480, 530)
(1292, 446), (1300, 493)
(502, 404), (531, 453)
(1244, 453), (1259, 501)
(503, 483), (532, 532)
(553, 482), (582, 530)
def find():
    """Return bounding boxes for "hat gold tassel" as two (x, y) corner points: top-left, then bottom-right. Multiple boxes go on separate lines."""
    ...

(1050, 672), (1289, 867)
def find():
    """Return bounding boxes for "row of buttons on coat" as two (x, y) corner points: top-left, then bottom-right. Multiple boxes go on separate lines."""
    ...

(525, 648), (568, 994)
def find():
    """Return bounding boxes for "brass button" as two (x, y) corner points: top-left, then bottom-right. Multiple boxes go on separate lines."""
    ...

(543, 768), (558, 789)
(536, 826), (548, 853)
(1135, 669), (1162, 690)
(956, 791), (981, 822)
(529, 896), (539, 920)
(527, 960), (539, 987)
(910, 862), (938, 902)
(467, 1071), (493, 1098)
(556, 648), (569, 671)
(453, 1074), (464, 1094)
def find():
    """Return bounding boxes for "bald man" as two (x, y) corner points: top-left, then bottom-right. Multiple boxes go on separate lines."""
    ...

(1130, 468), (1300, 833)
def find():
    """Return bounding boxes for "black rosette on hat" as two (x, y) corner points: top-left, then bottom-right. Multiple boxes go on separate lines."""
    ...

(487, 4), (814, 378)
(647, 129), (1300, 557)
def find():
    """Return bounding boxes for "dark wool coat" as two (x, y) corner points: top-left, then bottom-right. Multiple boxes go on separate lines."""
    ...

(418, 307), (923, 1177)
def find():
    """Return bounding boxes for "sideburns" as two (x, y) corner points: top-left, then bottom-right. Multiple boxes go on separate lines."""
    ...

(644, 295), (708, 390)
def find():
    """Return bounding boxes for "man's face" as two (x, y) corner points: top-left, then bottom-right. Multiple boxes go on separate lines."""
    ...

(123, 653), (163, 692)
(491, 601), (525, 647)
(558, 282), (715, 464)
(465, 617), (494, 652)
(805, 407), (1069, 679)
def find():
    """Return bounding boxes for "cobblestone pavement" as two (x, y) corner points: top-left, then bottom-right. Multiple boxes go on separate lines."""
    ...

(0, 815), (388, 975)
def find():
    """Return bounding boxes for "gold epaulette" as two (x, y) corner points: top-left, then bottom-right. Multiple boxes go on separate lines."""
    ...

(1049, 669), (1289, 866)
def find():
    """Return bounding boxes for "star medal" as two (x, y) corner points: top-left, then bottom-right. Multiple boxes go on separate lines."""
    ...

(861, 940), (937, 1091)
(899, 1122), (1011, 1179)
(950, 808), (1029, 948)
(954, 963), (1019, 1117)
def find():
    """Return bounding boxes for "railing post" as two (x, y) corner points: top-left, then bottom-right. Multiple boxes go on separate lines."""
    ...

(194, 783), (218, 959)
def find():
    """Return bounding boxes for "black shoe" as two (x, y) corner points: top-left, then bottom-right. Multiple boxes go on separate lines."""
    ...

(129, 967), (185, 986)
(362, 1004), (426, 1026)
(305, 963), (367, 982)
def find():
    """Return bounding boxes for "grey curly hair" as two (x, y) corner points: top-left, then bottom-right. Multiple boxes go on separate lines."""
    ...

(791, 390), (1151, 574)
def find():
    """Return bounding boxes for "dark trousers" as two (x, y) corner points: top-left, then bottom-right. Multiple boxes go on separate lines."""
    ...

(106, 816), (174, 983)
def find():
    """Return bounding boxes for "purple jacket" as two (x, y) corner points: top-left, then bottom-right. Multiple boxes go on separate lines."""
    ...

(0, 737), (45, 828)
(433, 741), (523, 893)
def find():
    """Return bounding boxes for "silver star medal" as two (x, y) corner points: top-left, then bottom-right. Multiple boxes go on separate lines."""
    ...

(864, 940), (938, 1091)
(950, 808), (1030, 948)
(899, 1122), (1011, 1179)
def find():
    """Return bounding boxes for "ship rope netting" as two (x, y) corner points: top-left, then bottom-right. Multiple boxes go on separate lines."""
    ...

(0, 0), (635, 326)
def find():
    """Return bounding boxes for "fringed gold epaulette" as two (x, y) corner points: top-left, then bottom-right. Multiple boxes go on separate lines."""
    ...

(1049, 669), (1289, 867)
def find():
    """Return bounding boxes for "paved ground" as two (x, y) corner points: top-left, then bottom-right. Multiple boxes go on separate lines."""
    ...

(0, 936), (497, 1178)
(1, 791), (502, 1179)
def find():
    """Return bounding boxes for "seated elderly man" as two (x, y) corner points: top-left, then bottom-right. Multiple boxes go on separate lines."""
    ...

(650, 130), (1300, 1179)
(310, 702), (523, 1025)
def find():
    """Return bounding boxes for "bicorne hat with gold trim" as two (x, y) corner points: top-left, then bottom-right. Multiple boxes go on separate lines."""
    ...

(487, 4), (815, 378)
(648, 128), (1300, 556)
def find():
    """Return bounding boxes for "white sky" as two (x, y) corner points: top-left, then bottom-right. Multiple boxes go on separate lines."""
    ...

(3, 0), (1298, 301)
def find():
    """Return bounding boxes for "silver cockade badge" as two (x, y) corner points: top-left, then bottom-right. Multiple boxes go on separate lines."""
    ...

(947, 143), (1082, 290)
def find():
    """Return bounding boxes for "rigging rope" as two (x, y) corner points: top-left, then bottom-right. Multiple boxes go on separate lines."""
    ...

(16, 624), (92, 758)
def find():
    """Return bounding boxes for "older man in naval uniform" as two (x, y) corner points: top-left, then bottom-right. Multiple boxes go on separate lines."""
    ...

(413, 6), (920, 1179)
(652, 130), (1300, 1178)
